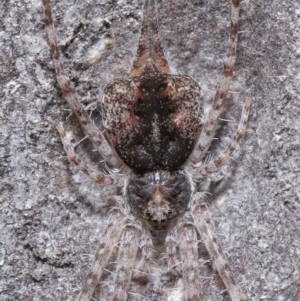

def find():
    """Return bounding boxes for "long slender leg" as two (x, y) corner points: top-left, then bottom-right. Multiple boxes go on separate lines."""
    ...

(134, 229), (155, 277)
(190, 0), (240, 164)
(42, 0), (123, 168)
(57, 123), (124, 186)
(192, 199), (248, 301)
(197, 96), (252, 176)
(166, 226), (181, 275)
(112, 227), (140, 301)
(178, 225), (201, 301)
(77, 210), (126, 301)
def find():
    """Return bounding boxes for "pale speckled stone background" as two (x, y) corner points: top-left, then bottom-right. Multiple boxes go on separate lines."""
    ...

(1, 0), (300, 300)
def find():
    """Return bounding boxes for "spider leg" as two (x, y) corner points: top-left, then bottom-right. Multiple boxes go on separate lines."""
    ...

(134, 229), (155, 277)
(57, 123), (123, 186)
(77, 210), (126, 301)
(190, 0), (241, 164)
(42, 0), (123, 169)
(192, 199), (248, 301)
(166, 226), (181, 275)
(112, 226), (140, 301)
(178, 225), (201, 301)
(198, 96), (252, 176)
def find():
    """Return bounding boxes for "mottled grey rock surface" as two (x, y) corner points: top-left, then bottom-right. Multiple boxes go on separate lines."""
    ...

(1, 0), (300, 300)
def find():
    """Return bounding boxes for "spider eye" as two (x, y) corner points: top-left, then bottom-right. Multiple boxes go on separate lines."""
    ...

(168, 210), (172, 216)
(161, 218), (166, 223)
(146, 211), (151, 217)
(153, 219), (158, 223)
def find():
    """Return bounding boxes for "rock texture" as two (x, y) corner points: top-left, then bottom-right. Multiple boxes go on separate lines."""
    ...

(1, 0), (300, 300)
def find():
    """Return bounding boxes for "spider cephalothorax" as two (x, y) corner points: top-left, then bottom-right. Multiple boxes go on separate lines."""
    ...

(127, 170), (192, 227)
(43, 0), (251, 300)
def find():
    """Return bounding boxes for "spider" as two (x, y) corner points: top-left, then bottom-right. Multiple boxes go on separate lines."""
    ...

(42, 0), (251, 300)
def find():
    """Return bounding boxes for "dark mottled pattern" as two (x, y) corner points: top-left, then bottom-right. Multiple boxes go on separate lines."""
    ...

(102, 73), (202, 171)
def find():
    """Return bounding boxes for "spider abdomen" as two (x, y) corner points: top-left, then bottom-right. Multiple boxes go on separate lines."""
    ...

(102, 73), (202, 171)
